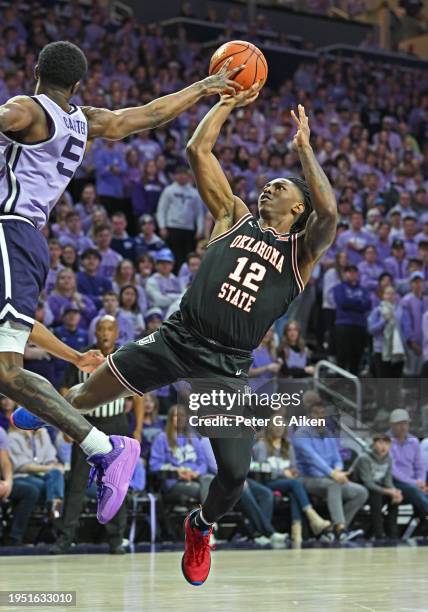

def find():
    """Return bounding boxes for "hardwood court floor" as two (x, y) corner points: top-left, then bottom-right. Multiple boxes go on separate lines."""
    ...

(0, 547), (427, 612)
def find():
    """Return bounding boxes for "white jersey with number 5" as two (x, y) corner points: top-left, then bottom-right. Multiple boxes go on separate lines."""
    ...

(0, 93), (87, 229)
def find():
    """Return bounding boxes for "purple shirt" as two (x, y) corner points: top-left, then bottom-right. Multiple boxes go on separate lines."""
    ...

(250, 345), (275, 392)
(0, 426), (9, 451)
(88, 309), (135, 346)
(358, 261), (385, 293)
(149, 432), (208, 490)
(337, 230), (375, 265)
(47, 294), (97, 330)
(58, 230), (94, 254)
(400, 293), (428, 345)
(384, 256), (409, 280)
(374, 238), (391, 261)
(98, 248), (122, 280)
(45, 264), (65, 295)
(390, 434), (425, 485)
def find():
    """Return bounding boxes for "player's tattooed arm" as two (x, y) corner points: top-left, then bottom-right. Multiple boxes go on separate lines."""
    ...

(291, 105), (337, 278)
(186, 83), (260, 231)
(82, 62), (243, 141)
(30, 322), (105, 373)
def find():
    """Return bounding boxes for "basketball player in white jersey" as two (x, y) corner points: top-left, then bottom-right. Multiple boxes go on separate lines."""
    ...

(0, 41), (241, 524)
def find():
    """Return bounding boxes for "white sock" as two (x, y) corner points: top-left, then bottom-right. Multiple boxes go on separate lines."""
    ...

(80, 427), (113, 457)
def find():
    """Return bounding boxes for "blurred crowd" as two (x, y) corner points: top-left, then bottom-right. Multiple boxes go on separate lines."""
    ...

(0, 0), (428, 549)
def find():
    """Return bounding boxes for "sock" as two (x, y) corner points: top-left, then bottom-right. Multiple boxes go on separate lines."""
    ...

(79, 427), (113, 457)
(191, 509), (213, 532)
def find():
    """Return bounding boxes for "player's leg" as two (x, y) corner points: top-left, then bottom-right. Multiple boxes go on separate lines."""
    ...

(66, 362), (132, 413)
(0, 219), (140, 524)
(198, 436), (254, 523)
(2, 348), (139, 525)
(2, 350), (92, 442)
(182, 435), (254, 586)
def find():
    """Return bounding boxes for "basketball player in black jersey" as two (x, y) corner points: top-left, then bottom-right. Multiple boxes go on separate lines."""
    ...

(24, 87), (337, 584)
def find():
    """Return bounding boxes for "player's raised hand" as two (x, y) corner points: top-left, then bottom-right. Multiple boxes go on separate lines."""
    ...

(221, 81), (261, 108)
(202, 57), (245, 96)
(291, 104), (311, 149)
(75, 349), (106, 373)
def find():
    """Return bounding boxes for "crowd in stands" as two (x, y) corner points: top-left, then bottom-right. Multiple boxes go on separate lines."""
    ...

(0, 1), (428, 549)
(3, 392), (428, 548)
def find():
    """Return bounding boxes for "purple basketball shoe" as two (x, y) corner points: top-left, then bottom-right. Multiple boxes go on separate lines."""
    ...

(87, 435), (140, 525)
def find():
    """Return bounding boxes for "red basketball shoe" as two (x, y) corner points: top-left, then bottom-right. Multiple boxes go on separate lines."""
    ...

(181, 509), (214, 586)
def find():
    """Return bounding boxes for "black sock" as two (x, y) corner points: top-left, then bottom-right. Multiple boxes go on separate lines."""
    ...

(190, 509), (212, 531)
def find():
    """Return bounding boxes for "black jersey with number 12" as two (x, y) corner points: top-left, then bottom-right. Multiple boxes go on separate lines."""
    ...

(179, 213), (305, 352)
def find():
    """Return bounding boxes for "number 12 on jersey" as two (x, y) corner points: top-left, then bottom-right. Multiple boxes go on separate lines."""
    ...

(217, 257), (267, 312)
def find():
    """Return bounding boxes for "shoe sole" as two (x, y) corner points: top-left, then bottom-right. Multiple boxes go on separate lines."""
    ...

(181, 515), (211, 587)
(98, 438), (140, 524)
(10, 411), (43, 431)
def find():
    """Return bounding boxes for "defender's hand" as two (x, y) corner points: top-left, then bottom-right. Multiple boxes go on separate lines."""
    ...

(291, 104), (311, 149)
(75, 350), (105, 373)
(221, 82), (261, 108)
(201, 58), (244, 96)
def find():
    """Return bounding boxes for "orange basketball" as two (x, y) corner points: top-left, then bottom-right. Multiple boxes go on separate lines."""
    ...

(209, 40), (268, 91)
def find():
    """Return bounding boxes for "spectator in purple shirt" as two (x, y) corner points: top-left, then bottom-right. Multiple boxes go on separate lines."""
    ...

(60, 244), (79, 273)
(337, 211), (375, 265)
(75, 184), (99, 233)
(178, 252), (201, 291)
(94, 140), (127, 214)
(123, 148), (144, 221)
(110, 211), (136, 261)
(87, 290), (135, 346)
(417, 241), (428, 282)
(136, 253), (156, 291)
(133, 131), (162, 162)
(368, 285), (406, 408)
(149, 404), (208, 503)
(358, 245), (384, 296)
(400, 272), (428, 375)
(374, 221), (392, 261)
(135, 214), (165, 258)
(389, 409), (428, 518)
(76, 248), (113, 310)
(93, 224), (123, 280)
(146, 249), (182, 317)
(333, 265), (372, 374)
(45, 239), (64, 295)
(249, 327), (281, 393)
(112, 259), (148, 313)
(48, 269), (97, 330)
(384, 239), (409, 286)
(57, 211), (94, 254)
(399, 214), (419, 258)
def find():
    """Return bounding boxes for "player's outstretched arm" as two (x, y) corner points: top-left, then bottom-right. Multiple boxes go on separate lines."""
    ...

(82, 62), (242, 141)
(291, 104), (337, 281)
(0, 97), (40, 132)
(186, 84), (260, 230)
(30, 322), (105, 373)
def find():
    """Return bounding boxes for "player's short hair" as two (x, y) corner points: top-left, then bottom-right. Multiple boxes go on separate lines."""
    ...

(287, 177), (313, 234)
(38, 41), (88, 89)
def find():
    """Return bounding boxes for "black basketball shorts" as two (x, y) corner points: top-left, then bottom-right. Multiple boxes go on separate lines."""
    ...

(107, 310), (253, 397)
